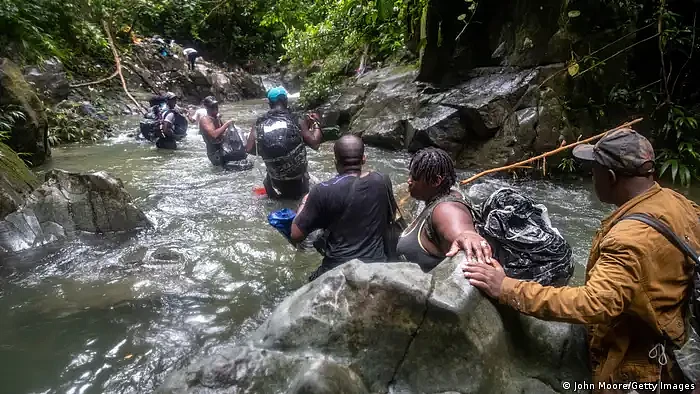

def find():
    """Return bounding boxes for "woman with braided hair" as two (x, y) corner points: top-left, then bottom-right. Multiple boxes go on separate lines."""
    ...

(396, 147), (492, 271)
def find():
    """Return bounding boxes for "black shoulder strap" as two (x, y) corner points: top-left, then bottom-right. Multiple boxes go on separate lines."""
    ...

(619, 213), (700, 265)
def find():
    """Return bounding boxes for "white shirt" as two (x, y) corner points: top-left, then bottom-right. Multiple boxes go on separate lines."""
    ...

(193, 108), (208, 123)
(183, 48), (197, 56)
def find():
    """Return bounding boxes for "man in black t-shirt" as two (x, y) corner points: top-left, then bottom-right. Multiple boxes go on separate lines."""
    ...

(290, 135), (395, 281)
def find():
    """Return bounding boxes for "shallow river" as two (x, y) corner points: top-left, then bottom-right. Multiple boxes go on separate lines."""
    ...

(0, 98), (695, 394)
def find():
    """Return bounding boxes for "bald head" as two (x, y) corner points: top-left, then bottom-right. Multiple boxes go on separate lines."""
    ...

(334, 135), (365, 173)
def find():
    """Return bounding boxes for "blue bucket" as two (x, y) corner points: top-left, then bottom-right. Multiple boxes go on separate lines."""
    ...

(268, 208), (296, 241)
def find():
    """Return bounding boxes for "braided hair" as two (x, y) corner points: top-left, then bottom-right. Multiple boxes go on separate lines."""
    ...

(409, 147), (456, 196)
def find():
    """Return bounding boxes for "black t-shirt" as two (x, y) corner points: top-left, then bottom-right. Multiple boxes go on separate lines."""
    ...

(295, 171), (392, 267)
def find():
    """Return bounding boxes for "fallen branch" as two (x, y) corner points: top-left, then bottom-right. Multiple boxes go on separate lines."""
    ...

(102, 20), (147, 115)
(459, 117), (644, 185)
(69, 70), (119, 88)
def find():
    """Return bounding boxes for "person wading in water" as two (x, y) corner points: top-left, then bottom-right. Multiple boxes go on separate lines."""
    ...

(198, 96), (243, 167)
(245, 86), (322, 200)
(290, 135), (396, 281)
(396, 147), (491, 272)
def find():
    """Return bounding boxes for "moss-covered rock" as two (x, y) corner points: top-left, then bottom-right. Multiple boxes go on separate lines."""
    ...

(0, 141), (38, 219)
(0, 58), (51, 166)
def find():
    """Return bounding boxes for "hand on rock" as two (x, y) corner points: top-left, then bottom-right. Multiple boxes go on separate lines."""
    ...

(446, 230), (492, 264)
(461, 258), (506, 299)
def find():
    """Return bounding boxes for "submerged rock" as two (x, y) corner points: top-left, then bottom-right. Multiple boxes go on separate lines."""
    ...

(0, 169), (150, 253)
(159, 256), (589, 393)
(0, 58), (51, 166)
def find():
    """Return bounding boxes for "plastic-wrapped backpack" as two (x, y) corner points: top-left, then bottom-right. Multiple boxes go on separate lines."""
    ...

(477, 188), (574, 287)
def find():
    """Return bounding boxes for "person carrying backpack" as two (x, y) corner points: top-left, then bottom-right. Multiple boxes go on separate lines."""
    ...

(457, 128), (700, 392)
(245, 86), (322, 200)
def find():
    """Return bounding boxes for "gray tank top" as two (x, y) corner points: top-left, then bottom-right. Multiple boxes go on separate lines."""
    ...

(396, 193), (476, 271)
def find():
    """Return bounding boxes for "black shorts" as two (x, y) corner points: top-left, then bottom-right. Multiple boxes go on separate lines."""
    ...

(264, 173), (309, 200)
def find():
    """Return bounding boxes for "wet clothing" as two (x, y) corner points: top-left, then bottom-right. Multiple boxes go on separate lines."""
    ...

(499, 183), (700, 385)
(254, 108), (308, 199)
(397, 193), (475, 271)
(161, 107), (187, 141)
(264, 173), (309, 200)
(200, 115), (247, 167)
(295, 172), (393, 278)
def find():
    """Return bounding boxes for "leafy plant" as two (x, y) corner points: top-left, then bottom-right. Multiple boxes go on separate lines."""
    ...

(0, 105), (26, 140)
(46, 103), (112, 146)
(557, 157), (577, 173)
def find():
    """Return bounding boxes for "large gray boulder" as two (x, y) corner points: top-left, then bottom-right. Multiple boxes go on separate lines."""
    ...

(158, 255), (589, 393)
(320, 65), (572, 169)
(348, 66), (422, 149)
(0, 169), (150, 253)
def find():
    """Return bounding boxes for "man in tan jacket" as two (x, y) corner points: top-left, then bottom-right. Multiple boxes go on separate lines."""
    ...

(452, 129), (700, 391)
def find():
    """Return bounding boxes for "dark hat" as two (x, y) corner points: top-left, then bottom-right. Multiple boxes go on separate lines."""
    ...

(164, 92), (178, 100)
(572, 128), (655, 175)
(202, 96), (218, 107)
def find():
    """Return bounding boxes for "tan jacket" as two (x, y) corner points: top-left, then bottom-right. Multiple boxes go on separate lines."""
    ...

(499, 183), (700, 383)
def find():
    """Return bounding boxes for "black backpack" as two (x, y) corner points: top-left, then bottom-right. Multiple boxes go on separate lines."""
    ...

(255, 110), (302, 159)
(220, 125), (246, 162)
(618, 213), (700, 384)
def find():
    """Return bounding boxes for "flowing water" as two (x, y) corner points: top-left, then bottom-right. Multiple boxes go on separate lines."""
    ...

(0, 98), (694, 393)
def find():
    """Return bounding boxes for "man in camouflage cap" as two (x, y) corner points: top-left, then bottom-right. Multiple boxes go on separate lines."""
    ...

(453, 128), (700, 391)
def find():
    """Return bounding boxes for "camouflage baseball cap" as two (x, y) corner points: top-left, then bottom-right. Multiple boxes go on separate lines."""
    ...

(572, 128), (655, 175)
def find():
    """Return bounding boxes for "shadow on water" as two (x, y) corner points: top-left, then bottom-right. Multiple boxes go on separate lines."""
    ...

(1, 97), (697, 393)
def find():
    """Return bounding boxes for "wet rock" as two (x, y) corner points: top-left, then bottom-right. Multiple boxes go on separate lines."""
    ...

(457, 112), (526, 168)
(0, 58), (51, 166)
(288, 360), (369, 394)
(0, 142), (39, 219)
(23, 57), (71, 102)
(159, 256), (589, 393)
(280, 64), (306, 93)
(406, 104), (466, 158)
(317, 85), (373, 137)
(0, 169), (151, 253)
(149, 247), (185, 265)
(348, 66), (421, 149)
(128, 39), (264, 103)
(120, 246), (148, 266)
(429, 67), (538, 139)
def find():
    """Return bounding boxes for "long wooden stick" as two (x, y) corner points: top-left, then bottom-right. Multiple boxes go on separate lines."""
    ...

(102, 20), (147, 115)
(69, 71), (119, 88)
(459, 117), (644, 185)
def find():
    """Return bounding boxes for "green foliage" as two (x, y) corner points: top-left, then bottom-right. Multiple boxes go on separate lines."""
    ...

(569, 0), (700, 186)
(0, 105), (38, 189)
(0, 105), (26, 140)
(298, 53), (353, 108)
(656, 106), (700, 187)
(557, 157), (578, 173)
(275, 0), (415, 68)
(46, 103), (112, 146)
